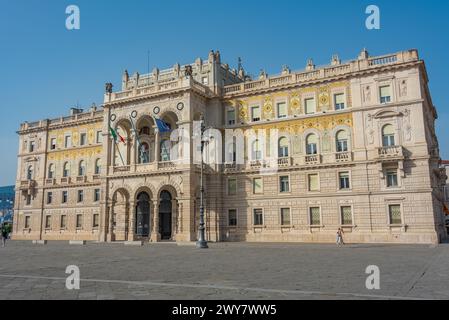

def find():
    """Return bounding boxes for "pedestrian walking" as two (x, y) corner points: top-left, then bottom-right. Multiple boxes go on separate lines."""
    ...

(336, 228), (345, 246)
(1, 223), (9, 247)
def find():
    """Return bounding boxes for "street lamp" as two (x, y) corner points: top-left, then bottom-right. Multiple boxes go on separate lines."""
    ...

(196, 114), (209, 249)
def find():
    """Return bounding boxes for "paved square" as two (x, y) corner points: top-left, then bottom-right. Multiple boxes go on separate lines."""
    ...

(0, 241), (447, 300)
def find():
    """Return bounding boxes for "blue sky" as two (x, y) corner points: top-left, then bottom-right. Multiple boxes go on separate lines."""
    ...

(0, 0), (448, 185)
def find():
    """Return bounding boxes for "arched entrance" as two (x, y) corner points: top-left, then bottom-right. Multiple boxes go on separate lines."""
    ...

(159, 191), (172, 240)
(136, 192), (151, 238)
(110, 189), (130, 242)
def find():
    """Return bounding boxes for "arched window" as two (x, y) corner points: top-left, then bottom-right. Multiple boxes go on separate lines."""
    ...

(227, 142), (236, 163)
(278, 137), (289, 158)
(139, 126), (151, 136)
(306, 134), (318, 155)
(94, 159), (101, 175)
(48, 164), (55, 179)
(78, 161), (86, 176)
(63, 162), (70, 177)
(382, 124), (395, 147)
(139, 143), (150, 164)
(252, 140), (262, 160)
(27, 166), (33, 180)
(160, 139), (171, 161)
(336, 130), (349, 152)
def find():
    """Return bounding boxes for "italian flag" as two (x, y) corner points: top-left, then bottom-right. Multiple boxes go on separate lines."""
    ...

(109, 126), (126, 144)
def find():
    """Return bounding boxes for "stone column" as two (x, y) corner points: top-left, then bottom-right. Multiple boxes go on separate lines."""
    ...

(150, 201), (160, 242)
(128, 200), (135, 241)
(107, 203), (114, 242)
(171, 199), (178, 241)
(154, 126), (160, 163)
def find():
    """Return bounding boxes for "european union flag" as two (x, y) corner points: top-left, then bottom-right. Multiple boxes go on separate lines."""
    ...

(155, 118), (171, 133)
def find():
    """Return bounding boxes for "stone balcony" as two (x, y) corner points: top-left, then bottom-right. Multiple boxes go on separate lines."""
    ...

(305, 154), (321, 165)
(335, 151), (353, 163)
(45, 178), (56, 186)
(19, 180), (36, 191)
(278, 157), (292, 167)
(60, 177), (71, 184)
(377, 146), (404, 160)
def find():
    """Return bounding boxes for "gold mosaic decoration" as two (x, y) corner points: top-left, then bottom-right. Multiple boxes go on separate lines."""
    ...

(47, 146), (103, 161)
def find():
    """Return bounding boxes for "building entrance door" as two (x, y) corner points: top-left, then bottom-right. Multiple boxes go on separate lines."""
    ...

(159, 191), (172, 240)
(136, 192), (151, 237)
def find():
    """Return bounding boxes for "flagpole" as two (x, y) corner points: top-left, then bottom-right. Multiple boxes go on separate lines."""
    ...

(110, 122), (126, 167)
(130, 115), (147, 163)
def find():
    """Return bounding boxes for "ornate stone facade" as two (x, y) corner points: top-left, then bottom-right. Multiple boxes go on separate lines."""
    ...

(13, 49), (448, 244)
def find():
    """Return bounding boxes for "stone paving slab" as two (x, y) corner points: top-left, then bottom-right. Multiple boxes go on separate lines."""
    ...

(0, 241), (447, 300)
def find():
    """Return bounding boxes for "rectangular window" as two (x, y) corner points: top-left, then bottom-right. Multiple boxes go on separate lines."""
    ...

(280, 176), (290, 193)
(389, 204), (402, 225)
(93, 214), (99, 228)
(334, 93), (345, 110)
(254, 209), (263, 226)
(281, 208), (291, 226)
(202, 76), (209, 85)
(50, 138), (57, 150)
(251, 106), (261, 122)
(305, 98), (316, 114)
(96, 131), (102, 144)
(60, 215), (67, 229)
(26, 195), (31, 206)
(228, 178), (237, 195)
(380, 85), (391, 104)
(62, 191), (68, 204)
(227, 109), (236, 126)
(25, 216), (31, 229)
(253, 177), (263, 194)
(386, 170), (398, 187)
(310, 207), (321, 226)
(94, 189), (100, 202)
(47, 192), (53, 204)
(65, 136), (72, 148)
(45, 215), (51, 229)
(80, 133), (87, 146)
(339, 172), (350, 190)
(277, 102), (287, 118)
(78, 190), (84, 203)
(308, 174), (319, 191)
(228, 209), (237, 226)
(341, 206), (353, 225)
(76, 214), (83, 229)
(29, 141), (35, 153)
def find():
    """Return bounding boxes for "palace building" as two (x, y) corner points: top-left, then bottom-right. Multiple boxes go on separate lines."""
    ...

(13, 49), (448, 244)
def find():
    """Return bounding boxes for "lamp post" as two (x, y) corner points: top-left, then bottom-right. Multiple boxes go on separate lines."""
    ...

(196, 114), (209, 249)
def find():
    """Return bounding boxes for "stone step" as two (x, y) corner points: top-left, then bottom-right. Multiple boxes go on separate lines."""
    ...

(124, 241), (144, 246)
(69, 240), (87, 245)
(32, 240), (47, 245)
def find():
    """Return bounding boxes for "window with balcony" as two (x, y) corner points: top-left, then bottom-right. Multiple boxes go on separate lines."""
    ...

(251, 106), (261, 122)
(78, 161), (86, 176)
(63, 162), (70, 177)
(281, 208), (291, 226)
(139, 143), (150, 164)
(252, 140), (262, 160)
(382, 124), (395, 147)
(160, 139), (171, 161)
(388, 204), (402, 225)
(95, 159), (101, 175)
(308, 174), (319, 192)
(336, 130), (349, 152)
(253, 177), (263, 194)
(228, 178), (237, 195)
(280, 176), (290, 193)
(253, 208), (263, 226)
(341, 206), (353, 225)
(26, 195), (31, 206)
(339, 172), (350, 190)
(306, 134), (318, 155)
(48, 164), (55, 179)
(380, 85), (392, 104)
(277, 102), (287, 118)
(305, 98), (316, 114)
(386, 170), (398, 187)
(278, 137), (289, 158)
(334, 93), (345, 110)
(227, 109), (236, 126)
(309, 207), (321, 226)
(226, 142), (236, 163)
(228, 209), (237, 226)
